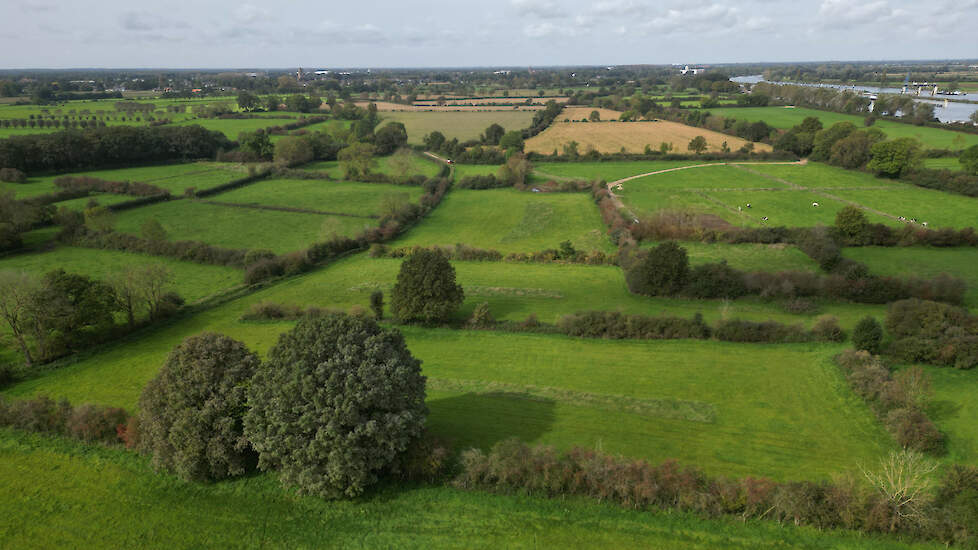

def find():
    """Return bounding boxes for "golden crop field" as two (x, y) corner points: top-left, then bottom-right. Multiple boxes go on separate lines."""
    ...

(560, 107), (626, 121)
(526, 119), (773, 155)
(414, 97), (569, 106)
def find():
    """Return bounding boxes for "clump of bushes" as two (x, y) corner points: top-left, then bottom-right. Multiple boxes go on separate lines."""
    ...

(713, 319), (811, 343)
(0, 395), (127, 445)
(0, 167), (26, 183)
(885, 299), (978, 369)
(373, 243), (616, 266)
(53, 176), (169, 198)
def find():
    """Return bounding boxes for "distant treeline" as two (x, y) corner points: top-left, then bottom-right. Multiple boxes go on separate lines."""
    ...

(0, 125), (232, 173)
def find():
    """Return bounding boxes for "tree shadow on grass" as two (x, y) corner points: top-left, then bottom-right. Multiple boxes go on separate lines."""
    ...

(927, 399), (962, 423)
(426, 391), (557, 452)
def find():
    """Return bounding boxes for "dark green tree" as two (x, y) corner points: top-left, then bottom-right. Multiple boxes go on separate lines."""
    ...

(687, 136), (708, 154)
(625, 242), (690, 296)
(238, 130), (274, 160)
(499, 131), (525, 153)
(139, 333), (260, 481)
(244, 314), (427, 498)
(370, 290), (384, 320)
(390, 249), (464, 322)
(835, 206), (869, 240)
(868, 138), (921, 178)
(853, 316), (883, 354)
(482, 123), (505, 145)
(959, 145), (978, 176)
(374, 122), (408, 155)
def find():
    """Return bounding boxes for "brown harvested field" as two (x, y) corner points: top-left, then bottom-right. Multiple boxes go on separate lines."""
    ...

(560, 107), (626, 121)
(525, 120), (772, 155)
(355, 101), (543, 112)
(377, 110), (538, 144)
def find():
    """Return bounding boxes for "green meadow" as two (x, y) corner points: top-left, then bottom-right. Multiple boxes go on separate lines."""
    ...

(700, 106), (978, 150)
(0, 246), (241, 304)
(213, 178), (424, 217)
(0, 430), (935, 550)
(172, 117), (298, 138)
(392, 188), (615, 253)
(112, 200), (369, 253)
(844, 246), (978, 308)
(301, 153), (442, 179)
(923, 157), (964, 171)
(534, 160), (717, 182)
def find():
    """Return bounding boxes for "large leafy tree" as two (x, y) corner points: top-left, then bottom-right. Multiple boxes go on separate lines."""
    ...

(625, 241), (690, 296)
(868, 138), (921, 178)
(390, 249), (464, 322)
(245, 314), (427, 498)
(373, 122), (408, 155)
(139, 333), (260, 481)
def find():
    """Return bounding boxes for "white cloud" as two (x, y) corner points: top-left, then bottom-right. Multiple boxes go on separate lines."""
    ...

(510, 0), (562, 18)
(817, 0), (895, 27)
(523, 21), (559, 38)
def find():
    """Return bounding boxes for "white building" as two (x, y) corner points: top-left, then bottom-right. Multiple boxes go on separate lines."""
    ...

(680, 65), (705, 75)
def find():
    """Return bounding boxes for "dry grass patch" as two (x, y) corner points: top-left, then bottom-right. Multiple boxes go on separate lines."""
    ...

(560, 107), (626, 121)
(526, 120), (772, 155)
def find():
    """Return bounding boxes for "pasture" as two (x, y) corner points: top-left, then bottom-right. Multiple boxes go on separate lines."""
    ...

(532, 160), (714, 182)
(1, 162), (245, 200)
(0, 246), (241, 304)
(301, 153), (442, 179)
(376, 111), (537, 144)
(700, 106), (978, 150)
(214, 178), (424, 217)
(392, 188), (614, 253)
(112, 199), (368, 253)
(0, 431), (934, 550)
(172, 117), (298, 139)
(2, 253), (887, 409)
(525, 120), (772, 155)
(618, 161), (977, 229)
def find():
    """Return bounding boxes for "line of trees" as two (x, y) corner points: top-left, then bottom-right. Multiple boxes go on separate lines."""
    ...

(0, 266), (180, 366)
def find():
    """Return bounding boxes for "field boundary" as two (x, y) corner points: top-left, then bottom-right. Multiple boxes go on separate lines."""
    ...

(197, 199), (381, 219)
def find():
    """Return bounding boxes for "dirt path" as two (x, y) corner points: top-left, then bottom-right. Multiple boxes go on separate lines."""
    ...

(423, 151), (455, 180)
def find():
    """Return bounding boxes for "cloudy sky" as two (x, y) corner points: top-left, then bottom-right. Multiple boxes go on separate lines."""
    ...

(2, 0), (976, 68)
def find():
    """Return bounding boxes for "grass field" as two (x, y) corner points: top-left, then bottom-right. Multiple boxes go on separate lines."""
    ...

(172, 117), (298, 139)
(700, 106), (978, 150)
(923, 157), (964, 171)
(301, 153), (442, 179)
(618, 162), (977, 229)
(214, 178), (424, 217)
(112, 199), (370, 253)
(1, 252), (887, 408)
(532, 160), (715, 182)
(1, 162), (245, 200)
(643, 241), (819, 273)
(0, 246), (241, 304)
(843, 246), (978, 308)
(392, 188), (614, 253)
(453, 163), (501, 180)
(920, 366), (978, 467)
(377, 111), (537, 144)
(525, 120), (772, 155)
(0, 430), (935, 550)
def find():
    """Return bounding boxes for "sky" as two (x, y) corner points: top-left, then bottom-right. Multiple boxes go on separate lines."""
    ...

(1, 0), (977, 68)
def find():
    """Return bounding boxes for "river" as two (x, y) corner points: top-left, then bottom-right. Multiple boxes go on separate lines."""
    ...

(731, 75), (977, 124)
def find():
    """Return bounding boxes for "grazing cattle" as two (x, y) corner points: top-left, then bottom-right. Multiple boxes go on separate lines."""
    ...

(746, 203), (751, 208)
(738, 206), (742, 211)
(922, 222), (928, 227)
(812, 202), (819, 207)
(911, 218), (918, 223)
(761, 216), (769, 221)
(898, 216), (906, 221)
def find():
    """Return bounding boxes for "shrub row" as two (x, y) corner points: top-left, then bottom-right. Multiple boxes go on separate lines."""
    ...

(67, 228), (248, 267)
(453, 438), (978, 546)
(591, 181), (634, 247)
(190, 168), (272, 198)
(53, 175), (169, 197)
(0, 395), (129, 446)
(527, 150), (798, 163)
(902, 168), (978, 198)
(836, 350), (945, 454)
(369, 243), (617, 266)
